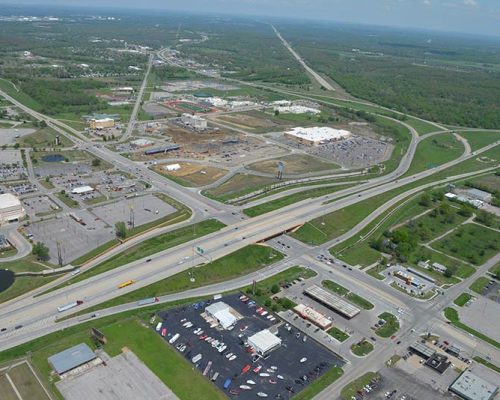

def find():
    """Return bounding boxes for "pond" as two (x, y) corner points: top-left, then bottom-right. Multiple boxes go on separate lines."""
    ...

(0, 269), (15, 292)
(41, 154), (65, 162)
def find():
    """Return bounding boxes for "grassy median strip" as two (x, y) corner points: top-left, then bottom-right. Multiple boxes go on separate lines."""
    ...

(46, 219), (226, 293)
(375, 312), (400, 338)
(243, 184), (352, 217)
(444, 307), (500, 349)
(291, 366), (343, 400)
(469, 276), (491, 294)
(322, 280), (374, 310)
(63, 245), (284, 318)
(473, 356), (500, 374)
(328, 327), (350, 342)
(341, 372), (379, 400)
(453, 293), (472, 307)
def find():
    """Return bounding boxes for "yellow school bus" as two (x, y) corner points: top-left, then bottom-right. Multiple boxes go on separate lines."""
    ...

(118, 280), (135, 289)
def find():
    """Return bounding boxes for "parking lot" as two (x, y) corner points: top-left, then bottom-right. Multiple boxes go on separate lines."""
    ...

(22, 195), (60, 217)
(154, 293), (344, 399)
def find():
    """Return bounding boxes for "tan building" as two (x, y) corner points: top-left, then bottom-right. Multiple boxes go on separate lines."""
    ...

(0, 193), (26, 225)
(89, 118), (115, 130)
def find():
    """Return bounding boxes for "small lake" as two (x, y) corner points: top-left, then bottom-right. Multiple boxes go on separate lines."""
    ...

(41, 154), (65, 162)
(0, 269), (15, 292)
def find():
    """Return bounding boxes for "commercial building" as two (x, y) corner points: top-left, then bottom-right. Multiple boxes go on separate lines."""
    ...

(274, 105), (320, 115)
(304, 284), (360, 319)
(181, 113), (208, 130)
(425, 353), (451, 374)
(145, 145), (180, 156)
(431, 262), (447, 274)
(205, 302), (237, 330)
(71, 186), (94, 195)
(48, 343), (97, 376)
(284, 127), (351, 146)
(293, 304), (333, 330)
(89, 118), (115, 130)
(449, 370), (498, 400)
(0, 193), (26, 225)
(164, 163), (181, 172)
(467, 188), (493, 203)
(247, 329), (282, 356)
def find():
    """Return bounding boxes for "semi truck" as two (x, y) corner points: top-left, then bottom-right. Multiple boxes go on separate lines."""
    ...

(57, 300), (83, 312)
(137, 297), (160, 306)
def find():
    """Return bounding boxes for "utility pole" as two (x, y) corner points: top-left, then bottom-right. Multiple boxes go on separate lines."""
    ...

(56, 240), (63, 267)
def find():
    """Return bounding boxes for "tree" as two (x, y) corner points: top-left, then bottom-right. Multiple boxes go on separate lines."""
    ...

(91, 158), (101, 167)
(40, 120), (47, 128)
(271, 284), (280, 294)
(115, 221), (127, 239)
(419, 193), (432, 207)
(32, 242), (50, 261)
(444, 265), (457, 278)
(274, 109), (280, 116)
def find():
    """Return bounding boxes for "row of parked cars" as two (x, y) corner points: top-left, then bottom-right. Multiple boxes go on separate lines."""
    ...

(239, 295), (276, 322)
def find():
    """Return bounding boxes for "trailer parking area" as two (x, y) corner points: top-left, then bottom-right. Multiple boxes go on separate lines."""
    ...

(154, 293), (344, 400)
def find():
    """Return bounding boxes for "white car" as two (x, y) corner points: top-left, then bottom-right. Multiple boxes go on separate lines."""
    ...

(226, 352), (233, 359)
(229, 355), (237, 361)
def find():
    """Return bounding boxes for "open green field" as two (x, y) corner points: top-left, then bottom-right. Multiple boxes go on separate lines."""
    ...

(431, 223), (500, 265)
(48, 219), (226, 291)
(453, 293), (472, 307)
(459, 131), (500, 151)
(469, 276), (491, 295)
(66, 244), (284, 316)
(444, 307), (500, 349)
(17, 127), (73, 148)
(0, 258), (58, 304)
(375, 312), (400, 338)
(244, 183), (352, 217)
(0, 374), (19, 400)
(246, 154), (338, 175)
(367, 264), (388, 280)
(404, 133), (464, 176)
(403, 116), (441, 135)
(341, 372), (378, 400)
(7, 362), (50, 400)
(351, 340), (374, 356)
(467, 173), (500, 192)
(327, 326), (350, 342)
(204, 173), (278, 203)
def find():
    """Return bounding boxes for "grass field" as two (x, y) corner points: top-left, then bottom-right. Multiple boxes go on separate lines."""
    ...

(204, 173), (278, 203)
(404, 133), (464, 176)
(458, 131), (500, 151)
(246, 154), (339, 175)
(322, 280), (374, 310)
(375, 312), (400, 338)
(0, 374), (19, 400)
(66, 245), (284, 316)
(351, 340), (374, 356)
(403, 116), (441, 135)
(0, 258), (57, 304)
(341, 372), (378, 400)
(327, 326), (350, 342)
(366, 264), (388, 280)
(444, 307), (500, 349)
(7, 362), (50, 400)
(17, 127), (73, 148)
(469, 276), (491, 295)
(453, 293), (472, 307)
(243, 184), (352, 217)
(48, 219), (226, 291)
(431, 223), (500, 265)
(291, 366), (343, 400)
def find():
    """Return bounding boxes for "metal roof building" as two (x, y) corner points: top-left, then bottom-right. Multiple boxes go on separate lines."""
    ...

(304, 285), (360, 319)
(48, 343), (96, 375)
(205, 302), (237, 330)
(449, 370), (498, 400)
(466, 188), (492, 203)
(409, 342), (435, 359)
(247, 329), (281, 356)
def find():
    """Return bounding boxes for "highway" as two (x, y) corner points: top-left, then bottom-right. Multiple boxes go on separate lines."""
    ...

(0, 43), (499, 400)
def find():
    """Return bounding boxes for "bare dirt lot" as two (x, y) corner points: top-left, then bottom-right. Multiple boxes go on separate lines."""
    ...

(1, 361), (51, 400)
(153, 162), (227, 187)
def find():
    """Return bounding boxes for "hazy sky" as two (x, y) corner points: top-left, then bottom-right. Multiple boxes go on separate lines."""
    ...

(3, 0), (500, 37)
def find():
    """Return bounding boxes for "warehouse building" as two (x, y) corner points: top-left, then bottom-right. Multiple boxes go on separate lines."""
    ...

(284, 127), (351, 146)
(71, 185), (94, 195)
(466, 188), (493, 204)
(0, 193), (26, 225)
(304, 285), (360, 319)
(48, 343), (97, 376)
(449, 370), (498, 400)
(144, 145), (180, 155)
(247, 329), (282, 356)
(89, 117), (115, 130)
(205, 302), (237, 330)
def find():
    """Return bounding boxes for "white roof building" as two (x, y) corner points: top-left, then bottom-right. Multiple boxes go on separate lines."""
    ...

(0, 193), (26, 225)
(71, 186), (94, 195)
(247, 329), (282, 356)
(285, 127), (351, 145)
(205, 302), (237, 330)
(274, 105), (320, 115)
(164, 163), (181, 172)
